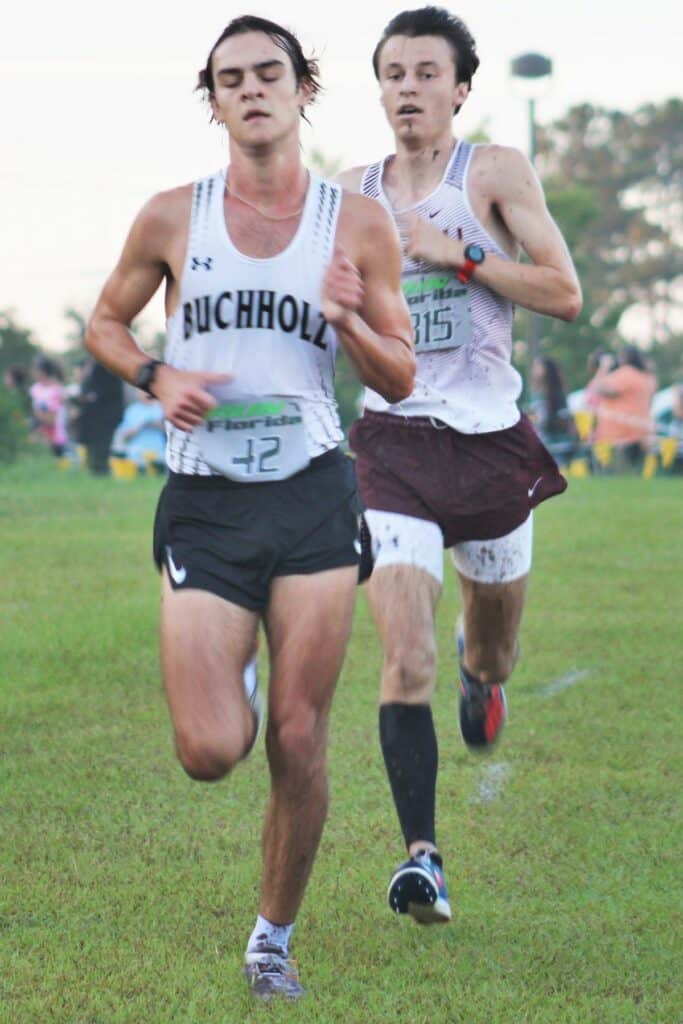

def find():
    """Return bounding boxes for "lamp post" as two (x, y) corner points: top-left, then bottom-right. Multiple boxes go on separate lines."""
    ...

(510, 52), (553, 377)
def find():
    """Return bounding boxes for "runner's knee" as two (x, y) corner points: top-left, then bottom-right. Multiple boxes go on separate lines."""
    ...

(174, 727), (247, 781)
(266, 708), (328, 791)
(381, 640), (436, 702)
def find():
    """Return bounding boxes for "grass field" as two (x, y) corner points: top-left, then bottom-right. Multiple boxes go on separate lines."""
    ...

(1, 457), (681, 1023)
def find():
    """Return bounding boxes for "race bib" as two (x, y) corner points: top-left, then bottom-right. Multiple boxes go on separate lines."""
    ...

(195, 395), (309, 482)
(403, 272), (473, 354)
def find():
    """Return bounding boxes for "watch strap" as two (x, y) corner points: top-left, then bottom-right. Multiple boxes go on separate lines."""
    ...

(456, 260), (476, 284)
(134, 359), (164, 395)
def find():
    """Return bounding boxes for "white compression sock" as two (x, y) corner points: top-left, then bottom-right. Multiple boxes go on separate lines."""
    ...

(246, 914), (294, 956)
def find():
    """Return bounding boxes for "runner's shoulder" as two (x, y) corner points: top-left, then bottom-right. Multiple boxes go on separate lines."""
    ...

(137, 183), (195, 232)
(334, 164), (370, 193)
(469, 144), (533, 192)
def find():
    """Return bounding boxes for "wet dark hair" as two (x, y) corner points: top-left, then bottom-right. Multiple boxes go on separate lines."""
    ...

(372, 6), (479, 113)
(196, 15), (321, 115)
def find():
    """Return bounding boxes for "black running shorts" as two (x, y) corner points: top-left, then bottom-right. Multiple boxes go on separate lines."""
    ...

(153, 448), (361, 610)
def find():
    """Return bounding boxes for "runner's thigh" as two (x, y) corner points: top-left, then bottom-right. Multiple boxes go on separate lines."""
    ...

(264, 567), (358, 729)
(160, 571), (259, 744)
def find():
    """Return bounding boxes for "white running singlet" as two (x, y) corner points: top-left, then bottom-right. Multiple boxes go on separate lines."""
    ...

(361, 141), (522, 434)
(164, 170), (344, 475)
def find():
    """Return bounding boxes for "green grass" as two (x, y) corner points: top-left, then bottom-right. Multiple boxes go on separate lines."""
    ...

(1, 457), (681, 1023)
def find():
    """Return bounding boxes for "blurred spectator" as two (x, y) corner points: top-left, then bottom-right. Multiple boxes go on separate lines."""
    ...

(590, 345), (656, 468)
(668, 371), (683, 474)
(76, 358), (124, 475)
(583, 349), (616, 411)
(29, 356), (68, 457)
(528, 356), (577, 466)
(112, 389), (166, 469)
(64, 360), (88, 445)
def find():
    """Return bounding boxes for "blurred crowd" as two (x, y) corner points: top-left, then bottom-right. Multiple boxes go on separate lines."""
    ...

(2, 355), (166, 475)
(2, 346), (683, 477)
(526, 345), (683, 475)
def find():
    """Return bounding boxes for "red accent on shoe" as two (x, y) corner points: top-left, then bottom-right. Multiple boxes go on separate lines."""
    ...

(485, 686), (505, 742)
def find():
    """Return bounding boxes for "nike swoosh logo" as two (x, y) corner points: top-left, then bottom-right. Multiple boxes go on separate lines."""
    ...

(528, 476), (543, 499)
(166, 545), (187, 584)
(428, 210), (442, 219)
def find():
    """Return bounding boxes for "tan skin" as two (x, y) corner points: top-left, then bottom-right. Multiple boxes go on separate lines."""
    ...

(337, 33), (581, 858)
(86, 31), (414, 924)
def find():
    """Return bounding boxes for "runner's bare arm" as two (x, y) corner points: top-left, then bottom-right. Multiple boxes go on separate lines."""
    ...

(404, 146), (582, 322)
(86, 192), (228, 431)
(323, 195), (415, 403)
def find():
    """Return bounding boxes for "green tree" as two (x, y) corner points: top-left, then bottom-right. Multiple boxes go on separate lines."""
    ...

(0, 383), (30, 462)
(0, 310), (40, 378)
(528, 98), (683, 390)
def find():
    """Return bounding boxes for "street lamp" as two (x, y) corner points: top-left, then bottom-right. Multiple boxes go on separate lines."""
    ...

(510, 52), (553, 376)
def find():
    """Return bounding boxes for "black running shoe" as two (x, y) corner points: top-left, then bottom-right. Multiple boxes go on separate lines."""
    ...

(387, 850), (452, 924)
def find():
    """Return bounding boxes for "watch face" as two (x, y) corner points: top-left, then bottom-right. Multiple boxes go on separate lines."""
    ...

(466, 243), (485, 264)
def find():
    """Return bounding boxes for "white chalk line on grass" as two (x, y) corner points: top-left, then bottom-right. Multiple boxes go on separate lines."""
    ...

(537, 668), (591, 697)
(470, 761), (511, 805)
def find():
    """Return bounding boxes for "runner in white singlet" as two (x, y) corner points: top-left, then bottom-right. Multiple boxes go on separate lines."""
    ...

(86, 15), (414, 1000)
(337, 7), (581, 926)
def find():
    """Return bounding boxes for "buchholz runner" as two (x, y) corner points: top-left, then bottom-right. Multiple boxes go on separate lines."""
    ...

(336, 6), (581, 925)
(86, 14), (414, 1001)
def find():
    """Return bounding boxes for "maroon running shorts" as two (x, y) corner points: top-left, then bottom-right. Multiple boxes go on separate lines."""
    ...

(349, 411), (567, 547)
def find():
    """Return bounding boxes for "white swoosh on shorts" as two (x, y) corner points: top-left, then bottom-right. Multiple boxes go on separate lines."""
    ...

(528, 476), (543, 499)
(166, 546), (187, 585)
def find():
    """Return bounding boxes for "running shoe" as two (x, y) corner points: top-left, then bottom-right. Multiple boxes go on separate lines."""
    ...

(387, 849), (452, 924)
(456, 618), (507, 750)
(243, 654), (264, 756)
(244, 945), (305, 1001)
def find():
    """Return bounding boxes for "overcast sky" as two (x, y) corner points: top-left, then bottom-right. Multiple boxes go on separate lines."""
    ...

(2, 0), (680, 350)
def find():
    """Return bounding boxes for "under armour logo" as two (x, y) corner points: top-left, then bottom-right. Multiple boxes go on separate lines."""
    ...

(191, 256), (213, 271)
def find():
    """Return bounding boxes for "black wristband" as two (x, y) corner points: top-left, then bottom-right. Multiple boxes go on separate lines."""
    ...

(133, 359), (164, 395)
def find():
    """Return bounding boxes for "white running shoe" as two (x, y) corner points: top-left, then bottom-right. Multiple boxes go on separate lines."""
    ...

(243, 654), (263, 755)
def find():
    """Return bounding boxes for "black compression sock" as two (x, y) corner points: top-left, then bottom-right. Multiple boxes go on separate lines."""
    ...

(379, 703), (438, 849)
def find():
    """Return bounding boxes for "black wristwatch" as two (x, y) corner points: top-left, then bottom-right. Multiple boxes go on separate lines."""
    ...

(133, 359), (164, 395)
(456, 243), (486, 284)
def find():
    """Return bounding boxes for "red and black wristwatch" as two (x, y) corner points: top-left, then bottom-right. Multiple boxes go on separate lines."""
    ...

(456, 242), (486, 284)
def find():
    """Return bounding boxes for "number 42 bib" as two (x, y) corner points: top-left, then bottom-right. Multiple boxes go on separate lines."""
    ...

(195, 394), (310, 482)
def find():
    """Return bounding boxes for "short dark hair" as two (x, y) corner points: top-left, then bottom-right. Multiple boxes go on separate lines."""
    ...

(34, 355), (64, 382)
(197, 15), (321, 110)
(620, 345), (647, 372)
(372, 6), (479, 112)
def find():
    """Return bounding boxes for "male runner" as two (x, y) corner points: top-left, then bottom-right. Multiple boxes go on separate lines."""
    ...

(86, 16), (413, 999)
(337, 6), (581, 924)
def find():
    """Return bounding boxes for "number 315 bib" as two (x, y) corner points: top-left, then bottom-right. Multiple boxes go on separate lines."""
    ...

(402, 272), (473, 354)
